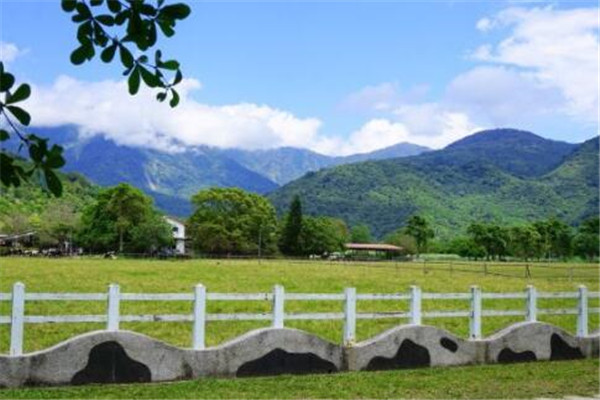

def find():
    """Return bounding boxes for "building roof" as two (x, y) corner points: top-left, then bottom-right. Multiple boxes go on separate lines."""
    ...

(345, 243), (403, 252)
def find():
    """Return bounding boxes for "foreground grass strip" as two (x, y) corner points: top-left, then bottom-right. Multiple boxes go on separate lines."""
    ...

(0, 359), (597, 399)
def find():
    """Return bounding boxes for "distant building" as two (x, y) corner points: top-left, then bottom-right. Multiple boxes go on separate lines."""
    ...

(164, 217), (187, 255)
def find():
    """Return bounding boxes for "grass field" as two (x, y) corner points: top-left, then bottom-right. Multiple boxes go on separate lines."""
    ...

(0, 257), (597, 353)
(0, 257), (598, 399)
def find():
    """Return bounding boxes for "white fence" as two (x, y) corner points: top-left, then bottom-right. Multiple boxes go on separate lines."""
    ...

(1, 283), (598, 356)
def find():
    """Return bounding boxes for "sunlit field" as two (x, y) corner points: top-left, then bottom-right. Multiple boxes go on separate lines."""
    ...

(1, 257), (597, 353)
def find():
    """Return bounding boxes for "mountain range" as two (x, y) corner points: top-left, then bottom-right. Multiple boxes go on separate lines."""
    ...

(3, 126), (597, 240)
(268, 129), (598, 239)
(3, 126), (430, 215)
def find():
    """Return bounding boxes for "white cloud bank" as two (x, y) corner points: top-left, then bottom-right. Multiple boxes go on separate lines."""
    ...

(19, 5), (600, 156)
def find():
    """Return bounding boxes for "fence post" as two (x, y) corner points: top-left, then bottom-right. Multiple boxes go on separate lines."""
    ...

(577, 285), (588, 337)
(193, 284), (206, 350)
(526, 285), (537, 322)
(410, 286), (422, 325)
(343, 287), (356, 345)
(272, 285), (284, 328)
(107, 284), (120, 331)
(469, 286), (482, 339)
(10, 282), (25, 356)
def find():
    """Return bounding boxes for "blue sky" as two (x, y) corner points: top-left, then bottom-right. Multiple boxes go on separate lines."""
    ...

(1, 0), (598, 155)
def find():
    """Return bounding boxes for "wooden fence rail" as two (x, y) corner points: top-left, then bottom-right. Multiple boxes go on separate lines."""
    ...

(1, 283), (598, 356)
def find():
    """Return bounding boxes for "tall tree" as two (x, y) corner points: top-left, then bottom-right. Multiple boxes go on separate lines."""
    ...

(404, 215), (434, 257)
(188, 188), (278, 255)
(279, 195), (303, 256)
(78, 183), (167, 253)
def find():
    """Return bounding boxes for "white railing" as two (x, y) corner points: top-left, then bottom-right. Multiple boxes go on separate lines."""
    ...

(1, 283), (598, 356)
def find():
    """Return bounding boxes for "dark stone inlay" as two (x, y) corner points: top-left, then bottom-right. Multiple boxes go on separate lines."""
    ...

(440, 337), (458, 353)
(550, 333), (584, 360)
(236, 348), (337, 377)
(497, 348), (537, 363)
(71, 341), (151, 385)
(365, 339), (431, 371)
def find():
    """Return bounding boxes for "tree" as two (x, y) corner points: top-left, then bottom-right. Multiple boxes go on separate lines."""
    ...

(1, 0), (191, 196)
(38, 200), (82, 252)
(188, 188), (278, 255)
(350, 224), (372, 243)
(78, 183), (167, 253)
(279, 195), (303, 256)
(128, 211), (174, 254)
(467, 222), (510, 260)
(299, 216), (348, 256)
(383, 230), (416, 254)
(404, 215), (434, 257)
(574, 216), (599, 260)
(508, 225), (542, 261)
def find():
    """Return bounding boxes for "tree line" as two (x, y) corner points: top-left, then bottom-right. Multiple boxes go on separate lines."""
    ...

(1, 182), (597, 261)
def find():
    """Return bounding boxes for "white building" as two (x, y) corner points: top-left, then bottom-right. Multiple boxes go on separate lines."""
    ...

(164, 216), (187, 255)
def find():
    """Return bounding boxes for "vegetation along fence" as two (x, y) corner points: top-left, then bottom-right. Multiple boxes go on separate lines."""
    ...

(1, 283), (599, 356)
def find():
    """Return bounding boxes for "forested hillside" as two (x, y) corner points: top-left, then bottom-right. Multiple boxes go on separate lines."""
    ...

(268, 130), (597, 239)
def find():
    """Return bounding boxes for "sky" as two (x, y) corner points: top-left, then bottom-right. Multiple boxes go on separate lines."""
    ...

(0, 0), (598, 155)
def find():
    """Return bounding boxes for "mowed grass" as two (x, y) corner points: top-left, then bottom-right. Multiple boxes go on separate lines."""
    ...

(0, 257), (598, 353)
(0, 359), (597, 399)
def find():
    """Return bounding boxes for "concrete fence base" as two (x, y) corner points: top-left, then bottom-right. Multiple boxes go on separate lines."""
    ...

(0, 322), (597, 388)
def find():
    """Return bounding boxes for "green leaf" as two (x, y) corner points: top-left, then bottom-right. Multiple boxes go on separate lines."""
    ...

(45, 145), (66, 169)
(0, 129), (9, 141)
(61, 0), (77, 12)
(6, 83), (31, 104)
(169, 89), (180, 107)
(0, 72), (15, 91)
(7, 105), (31, 126)
(77, 20), (93, 44)
(119, 45), (134, 68)
(75, 2), (91, 18)
(115, 10), (128, 25)
(161, 4), (191, 20)
(100, 43), (117, 63)
(95, 14), (114, 26)
(156, 92), (167, 102)
(157, 20), (175, 37)
(161, 60), (179, 70)
(70, 45), (89, 65)
(140, 66), (160, 88)
(90, 0), (103, 6)
(44, 168), (63, 197)
(173, 69), (182, 85)
(107, 0), (121, 13)
(140, 3), (156, 16)
(128, 67), (141, 95)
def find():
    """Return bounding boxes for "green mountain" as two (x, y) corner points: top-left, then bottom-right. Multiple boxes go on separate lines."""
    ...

(0, 168), (98, 220)
(5, 126), (430, 216)
(268, 129), (597, 239)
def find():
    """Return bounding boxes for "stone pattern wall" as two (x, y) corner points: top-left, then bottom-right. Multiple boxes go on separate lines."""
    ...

(0, 322), (597, 388)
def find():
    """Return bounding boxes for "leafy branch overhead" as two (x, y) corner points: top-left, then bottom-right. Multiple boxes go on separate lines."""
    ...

(62, 0), (191, 107)
(0, 62), (66, 196)
(0, 0), (190, 198)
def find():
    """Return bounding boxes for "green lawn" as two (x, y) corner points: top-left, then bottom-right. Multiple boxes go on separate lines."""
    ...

(0, 359), (597, 399)
(0, 257), (597, 352)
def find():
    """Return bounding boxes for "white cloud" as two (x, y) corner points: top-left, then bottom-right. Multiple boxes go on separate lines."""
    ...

(0, 42), (25, 64)
(446, 66), (564, 125)
(25, 75), (323, 153)
(338, 82), (429, 113)
(472, 6), (599, 124)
